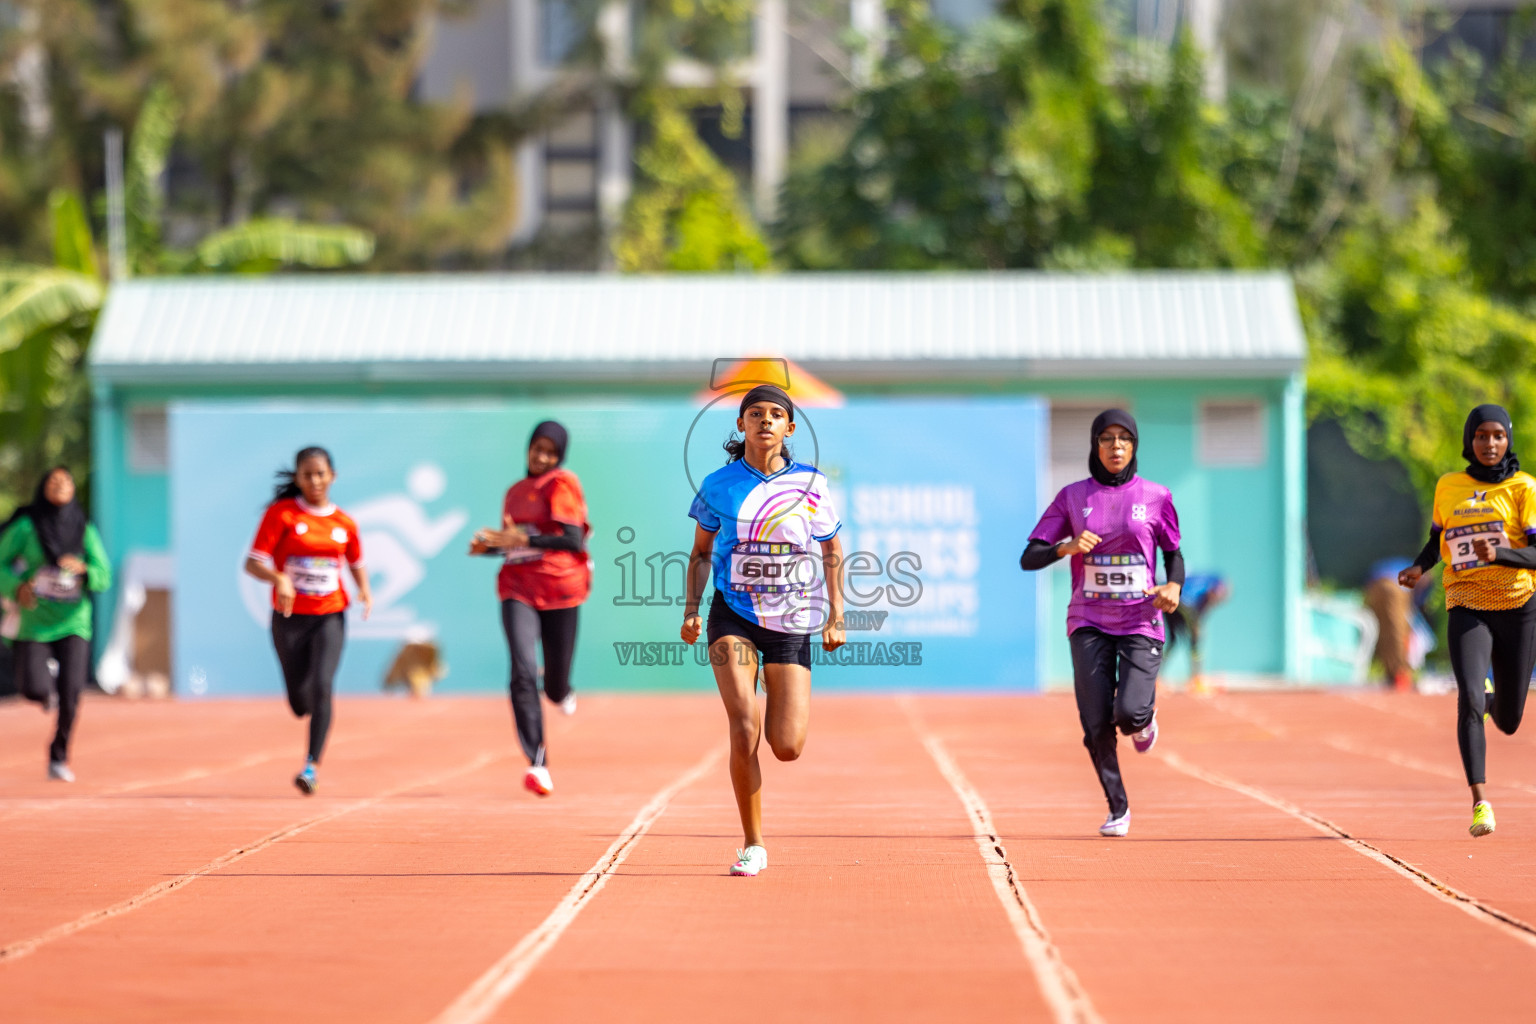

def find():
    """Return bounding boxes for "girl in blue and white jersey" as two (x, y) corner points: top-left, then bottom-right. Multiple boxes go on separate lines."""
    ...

(681, 385), (846, 877)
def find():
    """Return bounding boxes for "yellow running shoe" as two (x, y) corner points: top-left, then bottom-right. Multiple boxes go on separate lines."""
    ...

(1484, 678), (1494, 723)
(1470, 801), (1496, 838)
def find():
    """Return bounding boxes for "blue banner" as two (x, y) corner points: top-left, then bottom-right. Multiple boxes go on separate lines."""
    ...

(169, 397), (1045, 696)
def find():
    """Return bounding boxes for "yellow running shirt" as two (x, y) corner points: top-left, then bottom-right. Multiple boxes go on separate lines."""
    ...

(1431, 470), (1536, 610)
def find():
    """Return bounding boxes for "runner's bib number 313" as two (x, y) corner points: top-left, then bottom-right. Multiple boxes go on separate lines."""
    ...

(1446, 521), (1507, 571)
(286, 556), (341, 596)
(729, 542), (815, 594)
(1080, 553), (1149, 601)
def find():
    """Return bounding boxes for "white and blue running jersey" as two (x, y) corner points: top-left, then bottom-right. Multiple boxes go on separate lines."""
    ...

(688, 459), (842, 635)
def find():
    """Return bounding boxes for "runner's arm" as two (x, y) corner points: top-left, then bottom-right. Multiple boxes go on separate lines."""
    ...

(1412, 527), (1442, 571)
(1019, 538), (1067, 571)
(1162, 547), (1186, 586)
(527, 523), (584, 553)
(1492, 546), (1536, 568)
(84, 524), (112, 593)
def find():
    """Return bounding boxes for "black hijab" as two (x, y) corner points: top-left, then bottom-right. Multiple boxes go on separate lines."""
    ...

(1463, 404), (1520, 484)
(529, 420), (569, 473)
(20, 468), (87, 565)
(1089, 409), (1139, 487)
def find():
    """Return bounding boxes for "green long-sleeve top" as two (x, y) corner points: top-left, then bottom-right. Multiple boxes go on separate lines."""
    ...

(0, 516), (111, 643)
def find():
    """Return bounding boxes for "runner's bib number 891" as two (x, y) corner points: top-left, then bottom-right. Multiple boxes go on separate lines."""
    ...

(286, 556), (341, 596)
(1446, 521), (1507, 571)
(729, 542), (815, 594)
(1080, 553), (1149, 601)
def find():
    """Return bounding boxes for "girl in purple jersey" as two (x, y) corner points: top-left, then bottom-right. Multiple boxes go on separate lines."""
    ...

(1020, 409), (1184, 837)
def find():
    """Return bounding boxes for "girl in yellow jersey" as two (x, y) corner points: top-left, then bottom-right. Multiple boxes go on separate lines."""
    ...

(1399, 405), (1536, 838)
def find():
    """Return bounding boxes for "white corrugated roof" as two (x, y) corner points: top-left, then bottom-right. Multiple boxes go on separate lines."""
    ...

(90, 272), (1306, 382)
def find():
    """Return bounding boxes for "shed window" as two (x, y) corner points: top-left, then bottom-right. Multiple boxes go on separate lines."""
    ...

(129, 407), (168, 472)
(1051, 401), (1129, 494)
(1199, 400), (1266, 467)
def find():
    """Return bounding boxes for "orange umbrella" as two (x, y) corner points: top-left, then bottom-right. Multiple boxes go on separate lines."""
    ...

(696, 356), (844, 408)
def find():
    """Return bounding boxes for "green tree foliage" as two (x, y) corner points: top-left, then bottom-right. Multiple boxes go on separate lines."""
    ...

(777, 0), (1266, 270)
(611, 0), (771, 271)
(0, 87), (374, 513)
(615, 92), (770, 272)
(3, 0), (513, 270)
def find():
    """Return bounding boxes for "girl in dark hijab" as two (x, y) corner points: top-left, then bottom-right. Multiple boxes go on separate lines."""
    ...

(0, 467), (112, 782)
(1399, 403), (1536, 837)
(470, 420), (592, 797)
(1020, 410), (1185, 837)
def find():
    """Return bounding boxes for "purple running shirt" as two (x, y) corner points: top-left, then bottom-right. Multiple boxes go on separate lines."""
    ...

(1029, 475), (1182, 641)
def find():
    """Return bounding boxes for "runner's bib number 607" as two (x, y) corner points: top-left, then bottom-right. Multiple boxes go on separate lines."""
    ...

(1080, 554), (1149, 601)
(729, 542), (815, 594)
(1446, 521), (1507, 571)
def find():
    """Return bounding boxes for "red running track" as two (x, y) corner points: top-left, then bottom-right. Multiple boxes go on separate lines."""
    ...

(1, 690), (1533, 1022)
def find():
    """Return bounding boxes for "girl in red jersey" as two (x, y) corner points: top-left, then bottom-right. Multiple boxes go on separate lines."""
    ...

(244, 447), (372, 795)
(470, 421), (591, 797)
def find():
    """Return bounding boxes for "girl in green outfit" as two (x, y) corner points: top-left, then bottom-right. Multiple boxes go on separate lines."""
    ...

(0, 467), (111, 781)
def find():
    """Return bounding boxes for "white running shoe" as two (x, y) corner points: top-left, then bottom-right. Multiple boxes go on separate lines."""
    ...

(524, 765), (554, 797)
(1099, 811), (1130, 837)
(1132, 713), (1158, 754)
(48, 761), (75, 783)
(559, 694), (577, 716)
(730, 845), (768, 876)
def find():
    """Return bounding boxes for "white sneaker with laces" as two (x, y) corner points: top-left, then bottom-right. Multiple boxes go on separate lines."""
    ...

(1132, 713), (1158, 754)
(48, 761), (75, 783)
(559, 694), (577, 716)
(730, 845), (768, 876)
(524, 765), (554, 797)
(1099, 811), (1130, 837)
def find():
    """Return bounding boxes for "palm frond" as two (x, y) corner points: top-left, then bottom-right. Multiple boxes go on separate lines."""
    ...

(0, 268), (105, 355)
(193, 220), (376, 272)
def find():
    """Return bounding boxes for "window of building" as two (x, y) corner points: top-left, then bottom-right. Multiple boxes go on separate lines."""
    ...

(931, 0), (997, 29)
(543, 109), (600, 232)
(540, 0), (585, 65)
(1198, 399), (1266, 467)
(129, 406), (169, 472)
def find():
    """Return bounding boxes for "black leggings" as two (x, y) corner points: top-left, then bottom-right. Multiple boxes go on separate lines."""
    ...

(15, 634), (90, 764)
(271, 612), (345, 762)
(1446, 599), (1536, 786)
(1070, 627), (1163, 818)
(501, 599), (579, 767)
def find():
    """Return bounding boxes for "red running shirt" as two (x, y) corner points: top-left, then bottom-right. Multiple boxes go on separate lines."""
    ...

(497, 469), (592, 610)
(248, 498), (364, 616)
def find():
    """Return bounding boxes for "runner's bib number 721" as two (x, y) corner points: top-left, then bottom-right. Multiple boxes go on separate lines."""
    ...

(1446, 521), (1507, 571)
(1080, 553), (1149, 601)
(286, 556), (341, 596)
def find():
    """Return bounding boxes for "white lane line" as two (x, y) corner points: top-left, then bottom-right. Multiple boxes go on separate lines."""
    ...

(900, 699), (1104, 1024)
(1210, 698), (1536, 796)
(0, 704), (459, 821)
(1156, 749), (1536, 951)
(0, 749), (506, 964)
(429, 745), (724, 1024)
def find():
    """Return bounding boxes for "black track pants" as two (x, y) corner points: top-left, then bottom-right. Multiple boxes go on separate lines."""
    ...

(1446, 598), (1536, 786)
(1070, 627), (1163, 818)
(271, 612), (346, 762)
(16, 634), (90, 764)
(501, 599), (579, 767)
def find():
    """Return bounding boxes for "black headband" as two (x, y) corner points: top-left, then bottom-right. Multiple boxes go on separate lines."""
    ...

(739, 385), (794, 421)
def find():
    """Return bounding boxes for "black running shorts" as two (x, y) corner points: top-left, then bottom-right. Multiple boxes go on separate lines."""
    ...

(706, 597), (813, 668)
